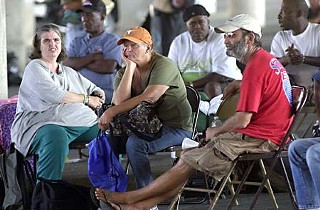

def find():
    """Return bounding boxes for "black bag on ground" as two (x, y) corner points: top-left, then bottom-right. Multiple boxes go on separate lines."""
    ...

(31, 177), (97, 210)
(0, 143), (34, 210)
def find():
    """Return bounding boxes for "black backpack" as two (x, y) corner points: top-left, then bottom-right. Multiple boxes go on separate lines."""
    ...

(31, 178), (97, 210)
(0, 143), (35, 210)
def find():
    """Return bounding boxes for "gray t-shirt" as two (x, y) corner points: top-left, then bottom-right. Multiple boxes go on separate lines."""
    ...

(11, 59), (104, 156)
(68, 31), (122, 103)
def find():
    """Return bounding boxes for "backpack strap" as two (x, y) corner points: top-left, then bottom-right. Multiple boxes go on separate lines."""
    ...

(16, 148), (32, 210)
(0, 143), (33, 210)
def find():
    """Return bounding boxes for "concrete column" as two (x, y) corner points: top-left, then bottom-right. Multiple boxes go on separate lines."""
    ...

(117, 0), (152, 35)
(0, 0), (7, 99)
(229, 0), (266, 27)
(6, 0), (35, 73)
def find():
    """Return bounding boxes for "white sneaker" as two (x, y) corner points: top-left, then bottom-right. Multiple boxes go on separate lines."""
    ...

(150, 206), (159, 210)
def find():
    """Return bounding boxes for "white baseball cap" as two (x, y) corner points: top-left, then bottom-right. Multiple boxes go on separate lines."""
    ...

(214, 14), (262, 38)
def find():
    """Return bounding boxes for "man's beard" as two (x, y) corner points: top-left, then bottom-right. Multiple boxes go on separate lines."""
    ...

(226, 38), (248, 61)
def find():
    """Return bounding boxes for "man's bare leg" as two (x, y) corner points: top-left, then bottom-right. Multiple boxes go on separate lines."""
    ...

(95, 159), (195, 205)
(108, 181), (187, 210)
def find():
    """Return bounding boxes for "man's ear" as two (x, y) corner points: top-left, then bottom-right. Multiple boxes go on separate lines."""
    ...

(297, 8), (304, 18)
(146, 44), (152, 52)
(247, 32), (255, 44)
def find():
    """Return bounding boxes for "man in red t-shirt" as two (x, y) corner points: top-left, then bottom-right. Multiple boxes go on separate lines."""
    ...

(93, 14), (293, 210)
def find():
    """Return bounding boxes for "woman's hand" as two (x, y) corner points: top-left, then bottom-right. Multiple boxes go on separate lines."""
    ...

(88, 95), (104, 110)
(98, 108), (115, 131)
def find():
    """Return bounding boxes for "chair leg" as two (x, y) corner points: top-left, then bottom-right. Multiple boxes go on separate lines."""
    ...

(249, 156), (280, 210)
(208, 160), (238, 210)
(227, 160), (256, 210)
(279, 157), (298, 209)
(168, 185), (184, 210)
(125, 159), (130, 174)
(226, 176), (238, 206)
(205, 173), (215, 203)
(78, 149), (82, 159)
(258, 159), (278, 209)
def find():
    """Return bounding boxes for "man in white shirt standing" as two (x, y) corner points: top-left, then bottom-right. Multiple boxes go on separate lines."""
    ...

(168, 4), (242, 99)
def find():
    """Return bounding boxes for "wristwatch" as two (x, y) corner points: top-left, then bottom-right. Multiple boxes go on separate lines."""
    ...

(83, 94), (89, 106)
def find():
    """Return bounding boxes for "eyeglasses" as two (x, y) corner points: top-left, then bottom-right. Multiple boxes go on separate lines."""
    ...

(224, 32), (236, 39)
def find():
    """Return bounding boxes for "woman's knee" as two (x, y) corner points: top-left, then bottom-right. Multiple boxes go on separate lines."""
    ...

(37, 125), (69, 150)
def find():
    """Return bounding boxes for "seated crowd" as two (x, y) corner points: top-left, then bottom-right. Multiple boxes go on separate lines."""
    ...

(5, 0), (320, 210)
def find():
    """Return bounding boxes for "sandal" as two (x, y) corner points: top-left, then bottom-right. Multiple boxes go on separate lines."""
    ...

(90, 186), (100, 208)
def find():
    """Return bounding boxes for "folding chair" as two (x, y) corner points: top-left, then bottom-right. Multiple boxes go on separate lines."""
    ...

(209, 85), (307, 210)
(169, 86), (307, 210)
(215, 90), (278, 208)
(291, 106), (316, 139)
(185, 85), (201, 139)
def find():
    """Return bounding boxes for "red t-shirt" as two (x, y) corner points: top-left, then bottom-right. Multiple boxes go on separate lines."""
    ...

(235, 49), (293, 146)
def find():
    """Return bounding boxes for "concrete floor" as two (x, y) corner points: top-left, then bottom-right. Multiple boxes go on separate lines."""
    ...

(63, 149), (297, 210)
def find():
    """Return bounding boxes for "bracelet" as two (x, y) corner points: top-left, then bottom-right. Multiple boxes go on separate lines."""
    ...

(83, 94), (89, 106)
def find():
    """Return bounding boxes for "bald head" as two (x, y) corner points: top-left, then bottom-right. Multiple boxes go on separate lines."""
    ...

(283, 0), (309, 18)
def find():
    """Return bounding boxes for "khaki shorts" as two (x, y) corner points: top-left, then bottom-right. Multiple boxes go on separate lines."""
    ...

(180, 132), (278, 181)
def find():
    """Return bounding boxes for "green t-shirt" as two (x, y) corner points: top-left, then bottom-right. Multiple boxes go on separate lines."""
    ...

(114, 53), (193, 131)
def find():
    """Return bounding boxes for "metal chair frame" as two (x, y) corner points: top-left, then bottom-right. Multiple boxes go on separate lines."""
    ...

(185, 85), (201, 139)
(169, 85), (307, 210)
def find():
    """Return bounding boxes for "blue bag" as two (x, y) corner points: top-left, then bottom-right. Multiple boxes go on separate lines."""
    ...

(87, 131), (128, 192)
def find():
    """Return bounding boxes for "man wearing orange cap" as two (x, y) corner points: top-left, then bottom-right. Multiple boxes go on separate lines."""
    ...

(98, 27), (193, 195)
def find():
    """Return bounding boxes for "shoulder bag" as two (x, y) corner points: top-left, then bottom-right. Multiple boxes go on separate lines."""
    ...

(87, 130), (128, 192)
(31, 177), (96, 210)
(108, 95), (165, 141)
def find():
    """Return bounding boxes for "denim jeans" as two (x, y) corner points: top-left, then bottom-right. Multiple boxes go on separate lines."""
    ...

(126, 125), (192, 189)
(288, 138), (320, 209)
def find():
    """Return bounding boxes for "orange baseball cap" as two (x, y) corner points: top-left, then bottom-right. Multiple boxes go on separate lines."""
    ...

(117, 26), (153, 45)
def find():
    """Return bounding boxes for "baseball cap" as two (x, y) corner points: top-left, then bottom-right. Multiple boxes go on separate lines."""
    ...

(77, 0), (106, 16)
(182, 4), (210, 22)
(117, 27), (153, 45)
(214, 14), (262, 38)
